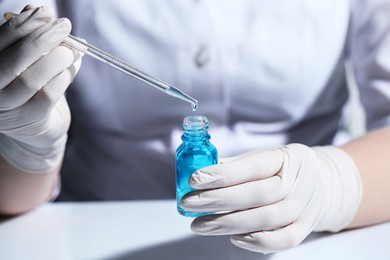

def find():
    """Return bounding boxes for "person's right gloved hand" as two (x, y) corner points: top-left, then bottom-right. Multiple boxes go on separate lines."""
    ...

(0, 6), (83, 172)
(181, 144), (362, 254)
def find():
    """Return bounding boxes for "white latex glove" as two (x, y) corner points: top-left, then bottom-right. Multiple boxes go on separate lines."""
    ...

(0, 6), (82, 172)
(181, 144), (362, 254)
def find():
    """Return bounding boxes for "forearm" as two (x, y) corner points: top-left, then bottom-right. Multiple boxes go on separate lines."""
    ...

(341, 126), (390, 228)
(0, 155), (60, 216)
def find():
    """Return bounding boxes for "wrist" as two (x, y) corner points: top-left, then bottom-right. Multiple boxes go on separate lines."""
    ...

(312, 145), (363, 232)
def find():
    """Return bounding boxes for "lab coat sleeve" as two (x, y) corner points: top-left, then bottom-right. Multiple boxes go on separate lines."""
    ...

(348, 0), (390, 130)
(0, 0), (58, 18)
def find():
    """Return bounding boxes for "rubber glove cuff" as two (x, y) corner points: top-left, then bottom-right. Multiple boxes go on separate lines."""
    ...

(312, 145), (362, 232)
(0, 133), (67, 173)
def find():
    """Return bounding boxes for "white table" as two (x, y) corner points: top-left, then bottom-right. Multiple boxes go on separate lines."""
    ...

(0, 200), (389, 260)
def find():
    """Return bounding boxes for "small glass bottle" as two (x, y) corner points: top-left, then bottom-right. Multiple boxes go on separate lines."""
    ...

(175, 116), (218, 217)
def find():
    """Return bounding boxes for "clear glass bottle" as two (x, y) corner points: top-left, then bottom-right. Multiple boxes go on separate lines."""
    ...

(175, 116), (218, 217)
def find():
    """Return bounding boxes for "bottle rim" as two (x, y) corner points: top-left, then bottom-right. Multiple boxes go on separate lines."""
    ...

(182, 116), (209, 131)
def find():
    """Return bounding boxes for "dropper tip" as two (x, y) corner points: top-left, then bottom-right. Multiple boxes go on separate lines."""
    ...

(166, 86), (198, 111)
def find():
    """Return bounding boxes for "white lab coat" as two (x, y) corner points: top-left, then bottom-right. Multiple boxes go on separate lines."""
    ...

(1, 0), (390, 200)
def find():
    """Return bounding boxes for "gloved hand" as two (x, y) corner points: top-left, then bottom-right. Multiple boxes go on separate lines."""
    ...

(181, 144), (362, 254)
(0, 6), (82, 172)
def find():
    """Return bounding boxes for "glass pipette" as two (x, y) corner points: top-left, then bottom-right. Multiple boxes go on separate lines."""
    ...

(63, 35), (198, 111)
(3, 12), (198, 111)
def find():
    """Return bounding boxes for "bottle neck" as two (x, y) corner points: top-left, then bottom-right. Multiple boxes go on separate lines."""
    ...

(181, 116), (210, 143)
(182, 130), (210, 143)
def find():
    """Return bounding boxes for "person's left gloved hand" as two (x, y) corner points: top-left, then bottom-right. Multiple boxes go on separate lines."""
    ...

(0, 6), (82, 172)
(181, 143), (362, 254)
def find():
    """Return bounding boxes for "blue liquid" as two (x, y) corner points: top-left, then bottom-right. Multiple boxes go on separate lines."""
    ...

(176, 133), (218, 217)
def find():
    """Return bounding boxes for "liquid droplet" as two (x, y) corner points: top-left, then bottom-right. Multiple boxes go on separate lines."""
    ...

(191, 103), (198, 112)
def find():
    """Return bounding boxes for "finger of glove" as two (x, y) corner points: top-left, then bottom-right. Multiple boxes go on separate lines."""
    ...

(0, 61), (79, 135)
(0, 45), (79, 109)
(230, 219), (316, 254)
(20, 4), (38, 12)
(0, 6), (54, 51)
(0, 18), (71, 88)
(190, 199), (303, 236)
(189, 147), (284, 190)
(186, 165), (321, 237)
(230, 190), (322, 254)
(182, 175), (288, 212)
(22, 57), (81, 122)
(32, 55), (81, 108)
